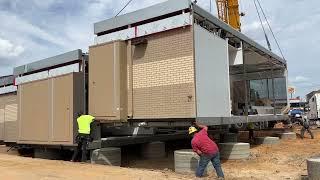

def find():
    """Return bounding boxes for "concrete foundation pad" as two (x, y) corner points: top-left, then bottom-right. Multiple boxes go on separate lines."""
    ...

(307, 157), (320, 180)
(276, 132), (296, 140)
(219, 143), (250, 160)
(255, 137), (280, 145)
(174, 149), (213, 175)
(142, 141), (166, 159)
(91, 147), (121, 166)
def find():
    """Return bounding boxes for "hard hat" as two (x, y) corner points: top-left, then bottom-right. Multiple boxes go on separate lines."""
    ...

(189, 126), (198, 134)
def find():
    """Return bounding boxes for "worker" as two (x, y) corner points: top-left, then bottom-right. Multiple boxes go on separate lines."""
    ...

(299, 116), (314, 139)
(71, 114), (95, 162)
(189, 122), (225, 179)
(247, 122), (254, 142)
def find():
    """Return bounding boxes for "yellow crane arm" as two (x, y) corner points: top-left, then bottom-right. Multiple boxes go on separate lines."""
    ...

(216, 0), (241, 31)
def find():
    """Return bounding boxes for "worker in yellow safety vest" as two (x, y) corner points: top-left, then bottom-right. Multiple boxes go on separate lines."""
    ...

(71, 114), (95, 162)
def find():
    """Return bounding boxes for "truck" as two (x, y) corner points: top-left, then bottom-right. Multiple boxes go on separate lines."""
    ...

(307, 93), (320, 121)
(0, 0), (288, 159)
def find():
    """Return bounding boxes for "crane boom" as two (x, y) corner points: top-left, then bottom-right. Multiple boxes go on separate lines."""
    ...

(216, 0), (241, 31)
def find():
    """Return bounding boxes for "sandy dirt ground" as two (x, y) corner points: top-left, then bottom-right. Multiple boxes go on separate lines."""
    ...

(0, 127), (319, 180)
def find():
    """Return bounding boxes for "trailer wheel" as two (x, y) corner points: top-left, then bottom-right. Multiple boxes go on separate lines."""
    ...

(235, 123), (244, 129)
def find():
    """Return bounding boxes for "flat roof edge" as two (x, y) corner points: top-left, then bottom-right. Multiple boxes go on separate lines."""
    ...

(192, 4), (286, 65)
(94, 0), (191, 35)
(0, 75), (14, 87)
(14, 49), (83, 76)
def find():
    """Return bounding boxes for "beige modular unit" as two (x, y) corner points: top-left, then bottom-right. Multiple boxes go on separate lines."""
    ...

(0, 94), (17, 142)
(18, 73), (84, 145)
(89, 27), (195, 121)
(89, 41), (128, 121)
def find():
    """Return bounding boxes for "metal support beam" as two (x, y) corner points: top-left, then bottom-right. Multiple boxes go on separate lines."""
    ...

(243, 42), (249, 117)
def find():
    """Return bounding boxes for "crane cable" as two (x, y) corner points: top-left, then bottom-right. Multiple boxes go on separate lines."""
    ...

(255, 0), (286, 61)
(253, 0), (272, 51)
(115, 0), (134, 17)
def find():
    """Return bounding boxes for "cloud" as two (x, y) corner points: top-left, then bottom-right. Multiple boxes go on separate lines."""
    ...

(242, 20), (268, 33)
(290, 76), (309, 84)
(0, 37), (24, 57)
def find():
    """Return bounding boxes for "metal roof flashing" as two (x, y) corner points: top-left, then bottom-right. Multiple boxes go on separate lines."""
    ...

(94, 0), (191, 35)
(14, 49), (84, 76)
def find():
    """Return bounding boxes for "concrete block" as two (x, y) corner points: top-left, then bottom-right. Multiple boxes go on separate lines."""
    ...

(174, 149), (213, 175)
(91, 148), (121, 166)
(307, 157), (320, 180)
(219, 143), (250, 160)
(142, 141), (166, 159)
(255, 137), (280, 145)
(276, 132), (296, 140)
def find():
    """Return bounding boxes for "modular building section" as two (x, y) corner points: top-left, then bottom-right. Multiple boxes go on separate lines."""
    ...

(18, 72), (84, 145)
(91, 0), (288, 125)
(0, 76), (18, 143)
(89, 41), (128, 121)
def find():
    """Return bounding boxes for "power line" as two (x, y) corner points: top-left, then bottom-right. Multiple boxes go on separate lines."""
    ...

(253, 0), (272, 51)
(255, 0), (286, 61)
(115, 0), (134, 17)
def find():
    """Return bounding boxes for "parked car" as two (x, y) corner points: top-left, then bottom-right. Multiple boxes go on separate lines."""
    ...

(288, 109), (303, 118)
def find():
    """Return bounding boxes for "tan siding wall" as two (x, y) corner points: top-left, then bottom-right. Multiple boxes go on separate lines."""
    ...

(0, 94), (17, 142)
(18, 73), (83, 145)
(0, 102), (4, 141)
(132, 27), (195, 118)
(4, 102), (18, 142)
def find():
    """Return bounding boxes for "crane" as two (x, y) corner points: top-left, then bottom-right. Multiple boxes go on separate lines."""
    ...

(215, 0), (243, 31)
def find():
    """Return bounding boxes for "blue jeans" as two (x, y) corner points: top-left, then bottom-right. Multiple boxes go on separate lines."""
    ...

(196, 152), (224, 178)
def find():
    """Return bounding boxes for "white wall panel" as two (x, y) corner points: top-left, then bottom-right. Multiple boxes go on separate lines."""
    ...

(94, 28), (135, 44)
(94, 13), (191, 45)
(136, 13), (191, 37)
(15, 71), (48, 85)
(228, 45), (243, 65)
(195, 24), (231, 118)
(49, 63), (79, 77)
(0, 86), (17, 95)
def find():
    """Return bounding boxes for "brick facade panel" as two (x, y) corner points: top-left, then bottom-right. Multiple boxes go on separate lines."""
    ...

(131, 27), (195, 118)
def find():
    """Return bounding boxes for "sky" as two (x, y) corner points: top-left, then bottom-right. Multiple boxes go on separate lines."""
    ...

(0, 0), (318, 98)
